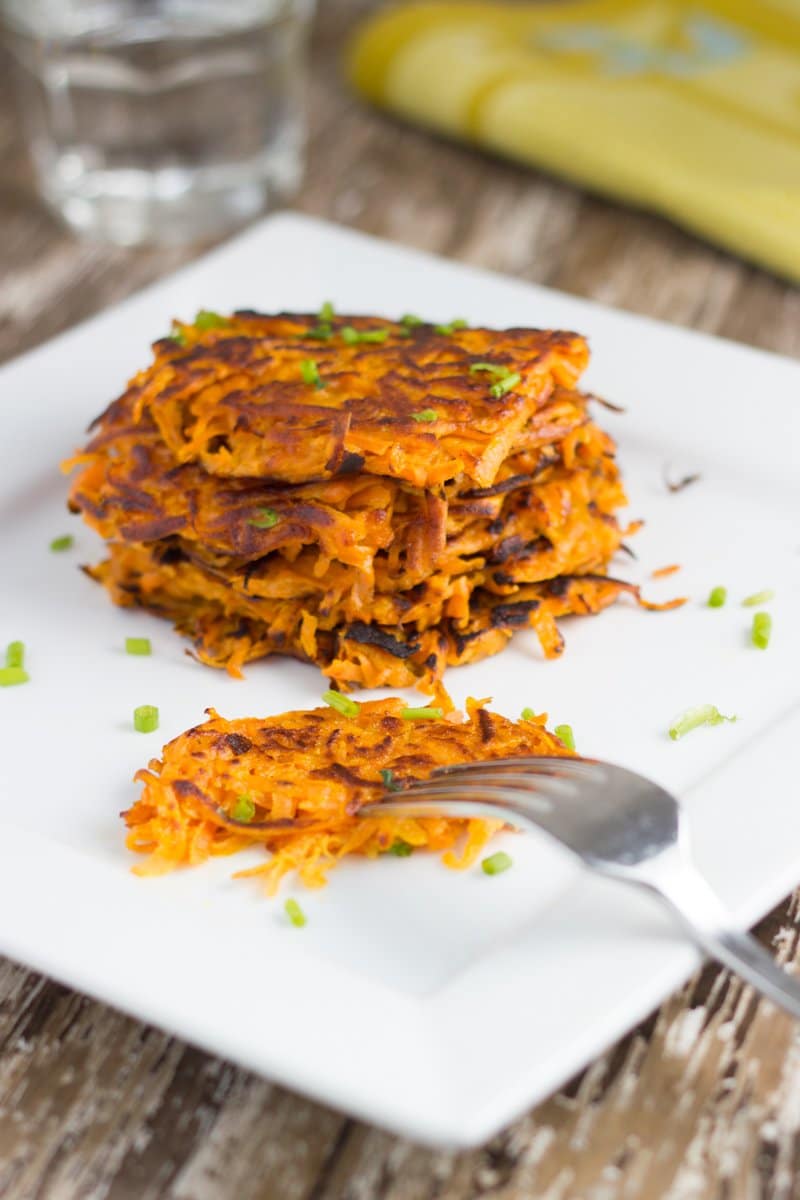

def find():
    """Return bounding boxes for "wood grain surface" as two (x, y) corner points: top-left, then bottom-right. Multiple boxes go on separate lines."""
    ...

(1, 3), (799, 1197)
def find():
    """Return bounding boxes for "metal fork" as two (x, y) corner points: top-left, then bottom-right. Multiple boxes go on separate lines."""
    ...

(360, 756), (800, 1018)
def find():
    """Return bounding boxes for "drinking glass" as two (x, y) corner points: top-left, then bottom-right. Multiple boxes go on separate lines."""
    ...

(1, 0), (315, 245)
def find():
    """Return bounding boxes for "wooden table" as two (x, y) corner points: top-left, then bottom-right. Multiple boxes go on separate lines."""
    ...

(1, 4), (799, 1196)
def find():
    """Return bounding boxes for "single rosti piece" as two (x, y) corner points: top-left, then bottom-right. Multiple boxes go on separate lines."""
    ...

(91, 546), (644, 695)
(94, 311), (589, 488)
(68, 385), (620, 576)
(125, 697), (571, 891)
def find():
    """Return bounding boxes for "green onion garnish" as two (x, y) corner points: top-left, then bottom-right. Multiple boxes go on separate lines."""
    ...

(231, 794), (256, 822)
(194, 309), (229, 330)
(0, 667), (29, 687)
(482, 851), (512, 876)
(169, 326), (187, 346)
(125, 637), (151, 656)
(133, 705), (159, 734)
(554, 724), (576, 751)
(743, 589), (775, 607)
(668, 705), (737, 741)
(285, 898), (307, 927)
(301, 324), (334, 340)
(707, 586), (727, 608)
(470, 362), (510, 378)
(388, 840), (414, 857)
(319, 300), (335, 322)
(752, 611), (772, 649)
(400, 706), (443, 720)
(6, 641), (24, 669)
(248, 507), (280, 529)
(49, 534), (74, 552)
(521, 707), (537, 721)
(380, 768), (401, 792)
(411, 409), (438, 423)
(490, 372), (522, 398)
(341, 326), (389, 344)
(300, 358), (324, 388)
(399, 314), (424, 337)
(323, 689), (360, 718)
(434, 319), (468, 335)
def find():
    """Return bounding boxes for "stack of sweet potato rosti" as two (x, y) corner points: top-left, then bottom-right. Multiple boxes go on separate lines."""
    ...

(66, 307), (648, 696)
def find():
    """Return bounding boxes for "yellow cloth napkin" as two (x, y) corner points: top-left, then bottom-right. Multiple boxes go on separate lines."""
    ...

(348, 1), (800, 283)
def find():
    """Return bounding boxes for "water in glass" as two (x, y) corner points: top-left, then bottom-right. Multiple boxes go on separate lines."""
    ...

(2, 0), (314, 245)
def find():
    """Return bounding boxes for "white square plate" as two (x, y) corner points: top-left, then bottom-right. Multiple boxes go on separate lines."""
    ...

(1, 214), (799, 1148)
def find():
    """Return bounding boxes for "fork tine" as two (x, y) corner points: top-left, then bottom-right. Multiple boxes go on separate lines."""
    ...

(360, 795), (520, 825)
(403, 772), (578, 800)
(432, 756), (607, 783)
(360, 782), (554, 825)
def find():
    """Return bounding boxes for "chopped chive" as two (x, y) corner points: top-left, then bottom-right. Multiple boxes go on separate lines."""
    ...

(752, 611), (772, 650)
(300, 358), (324, 388)
(300, 324), (334, 340)
(400, 706), (443, 720)
(554, 724), (576, 751)
(707, 586), (727, 608)
(0, 667), (29, 687)
(133, 704), (159, 733)
(490, 372), (521, 398)
(323, 689), (360, 718)
(248, 507), (280, 529)
(49, 534), (74, 552)
(285, 898), (307, 927)
(194, 309), (229, 331)
(434, 319), (467, 335)
(125, 637), (152, 656)
(399, 314), (424, 338)
(231, 794), (256, 822)
(743, 589), (775, 607)
(380, 768), (401, 792)
(470, 362), (510, 378)
(521, 707), (537, 721)
(319, 300), (335, 322)
(669, 705), (737, 741)
(341, 326), (389, 344)
(6, 641), (24, 669)
(411, 409), (438, 423)
(388, 840), (414, 857)
(482, 851), (512, 876)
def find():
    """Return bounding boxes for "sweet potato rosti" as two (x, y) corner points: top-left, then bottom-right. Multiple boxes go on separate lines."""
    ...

(125, 697), (571, 890)
(66, 308), (678, 692)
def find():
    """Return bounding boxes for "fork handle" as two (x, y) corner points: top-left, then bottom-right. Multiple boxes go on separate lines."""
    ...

(629, 850), (800, 1019)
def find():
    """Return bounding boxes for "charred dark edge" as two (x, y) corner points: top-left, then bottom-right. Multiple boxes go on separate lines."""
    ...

(343, 621), (421, 660)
